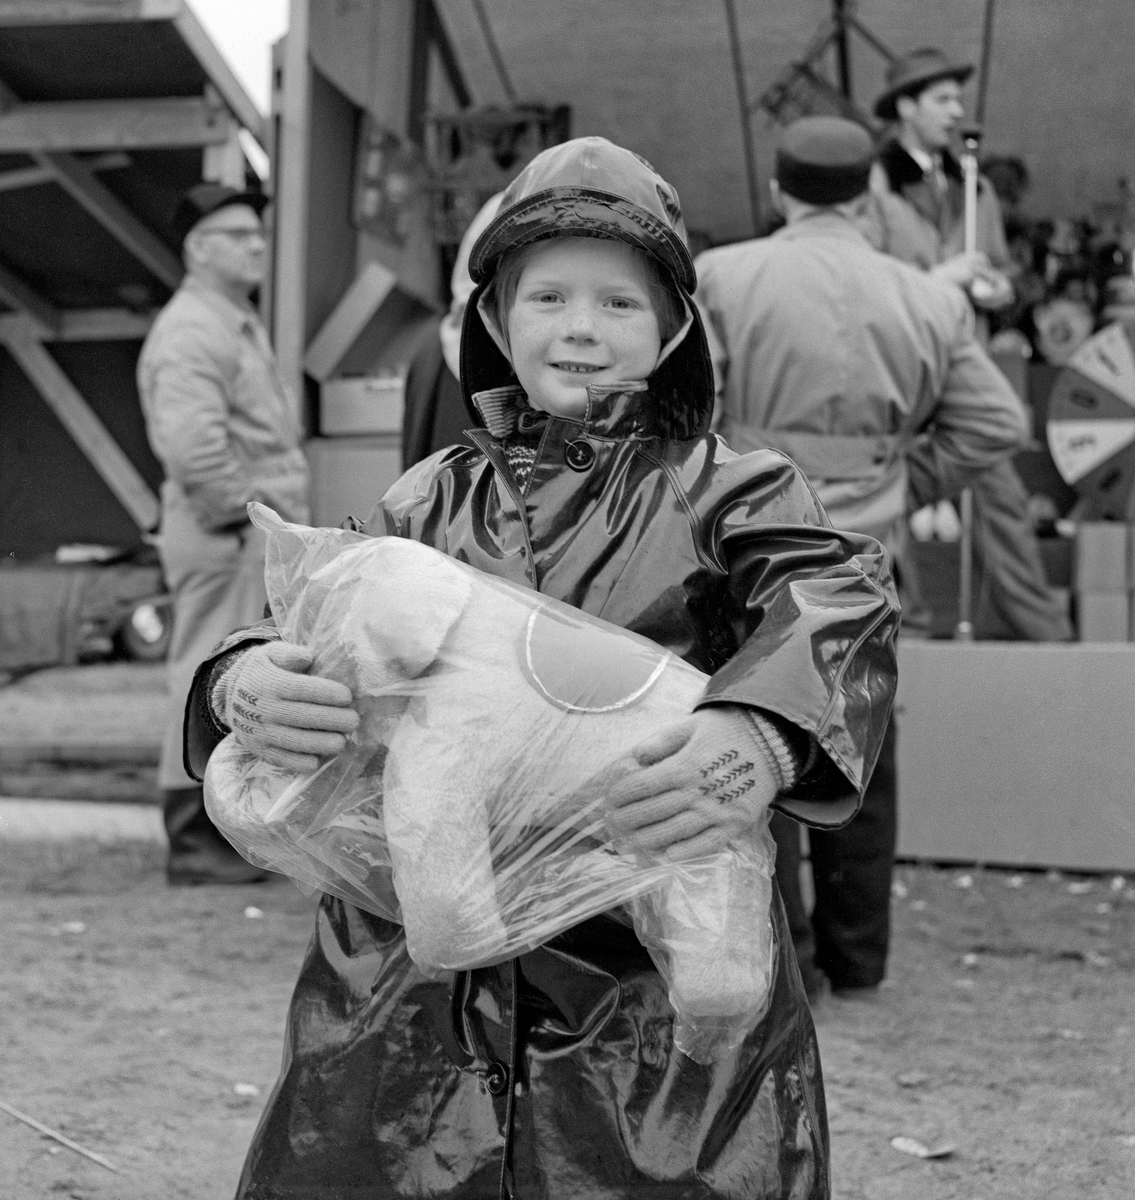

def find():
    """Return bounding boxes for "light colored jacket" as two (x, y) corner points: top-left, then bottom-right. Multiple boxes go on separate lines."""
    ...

(137, 277), (310, 531)
(694, 212), (1029, 542)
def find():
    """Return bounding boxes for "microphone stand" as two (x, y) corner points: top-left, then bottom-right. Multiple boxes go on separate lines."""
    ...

(954, 126), (983, 642)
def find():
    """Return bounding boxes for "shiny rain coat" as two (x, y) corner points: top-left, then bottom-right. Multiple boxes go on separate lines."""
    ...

(185, 138), (900, 1199)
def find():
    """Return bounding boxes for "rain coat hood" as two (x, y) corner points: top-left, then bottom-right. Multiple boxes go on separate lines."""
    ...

(460, 136), (715, 440)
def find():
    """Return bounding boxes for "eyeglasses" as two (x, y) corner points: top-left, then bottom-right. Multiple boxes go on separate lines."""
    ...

(195, 226), (266, 242)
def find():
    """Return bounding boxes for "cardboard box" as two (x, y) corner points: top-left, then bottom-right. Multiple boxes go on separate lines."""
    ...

(320, 376), (404, 436)
(1074, 522), (1128, 591)
(1076, 592), (1130, 642)
(305, 436), (404, 528)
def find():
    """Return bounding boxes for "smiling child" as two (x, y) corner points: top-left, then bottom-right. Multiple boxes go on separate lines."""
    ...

(185, 137), (899, 1199)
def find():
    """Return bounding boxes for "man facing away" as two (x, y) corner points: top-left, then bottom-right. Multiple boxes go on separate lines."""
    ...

(137, 184), (310, 884)
(867, 47), (1072, 642)
(695, 116), (1030, 996)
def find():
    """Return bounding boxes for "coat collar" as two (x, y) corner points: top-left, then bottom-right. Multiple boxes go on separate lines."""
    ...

(182, 275), (260, 336)
(878, 137), (963, 193)
(471, 381), (656, 441)
(773, 209), (874, 247)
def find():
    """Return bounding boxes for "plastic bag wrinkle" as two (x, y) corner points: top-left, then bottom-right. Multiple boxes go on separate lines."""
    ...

(205, 504), (777, 1061)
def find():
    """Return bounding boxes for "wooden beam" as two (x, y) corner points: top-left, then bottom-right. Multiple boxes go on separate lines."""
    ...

(54, 307), (154, 342)
(0, 153), (129, 194)
(0, 308), (154, 342)
(0, 78), (179, 288)
(32, 151), (184, 289)
(408, 0), (432, 144)
(0, 1), (182, 23)
(273, 0), (312, 417)
(303, 262), (398, 382)
(0, 320), (159, 531)
(0, 261), (60, 335)
(0, 1), (265, 143)
(0, 164), (52, 192)
(0, 96), (235, 152)
(202, 115), (245, 189)
(171, 3), (268, 146)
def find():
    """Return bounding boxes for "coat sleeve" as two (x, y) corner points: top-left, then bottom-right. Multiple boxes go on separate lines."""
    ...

(182, 622), (280, 782)
(692, 448), (900, 828)
(905, 293), (1031, 508)
(138, 316), (253, 531)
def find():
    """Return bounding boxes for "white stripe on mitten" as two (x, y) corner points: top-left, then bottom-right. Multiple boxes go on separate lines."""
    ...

(211, 641), (359, 773)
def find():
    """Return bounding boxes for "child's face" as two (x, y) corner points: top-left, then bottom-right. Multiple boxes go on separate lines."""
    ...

(505, 238), (662, 419)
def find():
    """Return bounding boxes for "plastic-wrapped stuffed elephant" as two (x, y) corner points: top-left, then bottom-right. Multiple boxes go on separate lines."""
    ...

(205, 504), (776, 1060)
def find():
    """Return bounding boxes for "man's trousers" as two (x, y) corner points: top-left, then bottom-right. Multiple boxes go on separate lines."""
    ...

(772, 716), (898, 991)
(157, 485), (268, 791)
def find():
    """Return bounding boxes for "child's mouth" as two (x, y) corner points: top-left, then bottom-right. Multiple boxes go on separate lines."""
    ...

(551, 363), (605, 374)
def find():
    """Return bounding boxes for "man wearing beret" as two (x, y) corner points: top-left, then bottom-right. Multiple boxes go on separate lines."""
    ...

(695, 116), (1030, 997)
(137, 184), (310, 884)
(868, 47), (1072, 644)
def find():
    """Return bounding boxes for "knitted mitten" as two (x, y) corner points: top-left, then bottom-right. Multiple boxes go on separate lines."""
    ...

(212, 641), (359, 773)
(601, 705), (799, 861)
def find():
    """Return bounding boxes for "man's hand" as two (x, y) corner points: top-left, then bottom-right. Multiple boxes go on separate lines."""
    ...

(968, 267), (1014, 310)
(598, 707), (782, 862)
(931, 253), (1014, 310)
(213, 641), (359, 773)
(930, 251), (990, 290)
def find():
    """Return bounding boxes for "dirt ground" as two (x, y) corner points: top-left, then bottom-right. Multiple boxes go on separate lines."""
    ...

(1, 841), (1132, 1199)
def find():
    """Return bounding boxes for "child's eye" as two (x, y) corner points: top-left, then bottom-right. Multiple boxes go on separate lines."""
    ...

(607, 297), (640, 311)
(529, 291), (562, 304)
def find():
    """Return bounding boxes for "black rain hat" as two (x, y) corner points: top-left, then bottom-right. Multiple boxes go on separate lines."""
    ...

(461, 137), (714, 440)
(874, 48), (974, 120)
(172, 183), (269, 246)
(775, 116), (874, 205)
(468, 137), (696, 293)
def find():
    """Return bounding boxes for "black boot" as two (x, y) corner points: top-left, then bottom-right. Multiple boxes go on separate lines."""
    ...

(163, 786), (268, 886)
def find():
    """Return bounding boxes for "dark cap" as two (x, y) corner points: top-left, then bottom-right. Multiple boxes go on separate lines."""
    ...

(172, 183), (269, 246)
(775, 117), (874, 206)
(467, 137), (696, 293)
(874, 48), (974, 120)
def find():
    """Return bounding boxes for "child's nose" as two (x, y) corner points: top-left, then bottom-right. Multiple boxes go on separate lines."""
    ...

(562, 301), (598, 340)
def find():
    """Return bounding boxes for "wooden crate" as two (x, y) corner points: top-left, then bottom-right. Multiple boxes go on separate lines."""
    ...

(305, 436), (404, 529)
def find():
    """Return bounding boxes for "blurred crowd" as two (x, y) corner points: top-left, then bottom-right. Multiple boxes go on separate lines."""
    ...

(981, 160), (1135, 365)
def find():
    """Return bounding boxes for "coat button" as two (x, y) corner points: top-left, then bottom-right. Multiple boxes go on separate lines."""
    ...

(564, 439), (596, 471)
(485, 1063), (509, 1095)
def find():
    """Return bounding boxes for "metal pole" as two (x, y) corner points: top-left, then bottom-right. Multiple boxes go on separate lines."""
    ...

(955, 126), (983, 642)
(471, 0), (518, 103)
(961, 129), (980, 255)
(833, 0), (853, 99)
(974, 0), (997, 127)
(723, 0), (763, 237)
(955, 488), (975, 641)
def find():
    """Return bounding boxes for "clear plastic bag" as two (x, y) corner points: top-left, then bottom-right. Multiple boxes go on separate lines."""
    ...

(204, 504), (777, 1060)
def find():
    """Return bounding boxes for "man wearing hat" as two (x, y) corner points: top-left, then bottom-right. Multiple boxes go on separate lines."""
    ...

(695, 116), (1030, 997)
(869, 47), (1011, 301)
(137, 184), (310, 884)
(869, 48), (1073, 644)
